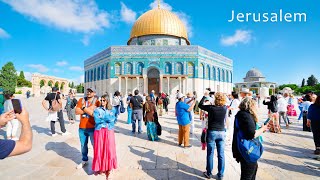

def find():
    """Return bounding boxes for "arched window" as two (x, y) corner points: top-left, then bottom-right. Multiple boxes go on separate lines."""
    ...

(101, 65), (104, 80)
(94, 68), (97, 81)
(212, 66), (216, 80)
(199, 63), (204, 78)
(206, 65), (210, 79)
(115, 63), (121, 75)
(165, 62), (172, 74)
(230, 72), (233, 83)
(125, 62), (133, 74)
(226, 71), (229, 83)
(222, 69), (225, 82)
(84, 71), (87, 83)
(105, 63), (109, 79)
(137, 62), (144, 75)
(90, 70), (93, 82)
(251, 84), (259, 88)
(217, 68), (221, 81)
(241, 85), (247, 88)
(188, 62), (194, 77)
(176, 62), (183, 75)
(97, 66), (101, 80)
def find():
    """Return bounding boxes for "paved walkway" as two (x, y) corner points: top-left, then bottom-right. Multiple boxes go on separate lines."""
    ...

(0, 95), (319, 180)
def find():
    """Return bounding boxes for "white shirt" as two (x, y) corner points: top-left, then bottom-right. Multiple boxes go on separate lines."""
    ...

(277, 98), (288, 112)
(230, 99), (240, 116)
(112, 96), (121, 106)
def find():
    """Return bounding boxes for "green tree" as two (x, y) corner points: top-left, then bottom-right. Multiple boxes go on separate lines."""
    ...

(40, 80), (45, 88)
(0, 62), (18, 94)
(307, 75), (318, 86)
(301, 78), (305, 87)
(71, 82), (75, 88)
(60, 83), (64, 90)
(76, 83), (84, 93)
(17, 71), (32, 87)
(48, 81), (52, 87)
(54, 82), (59, 88)
(278, 84), (299, 92)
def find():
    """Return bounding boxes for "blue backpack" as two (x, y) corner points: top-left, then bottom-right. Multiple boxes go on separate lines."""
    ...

(235, 118), (264, 163)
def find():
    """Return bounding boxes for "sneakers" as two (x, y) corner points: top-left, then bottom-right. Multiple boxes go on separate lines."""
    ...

(51, 133), (58, 137)
(203, 172), (211, 179)
(76, 161), (88, 169)
(62, 131), (71, 136)
(212, 174), (224, 180)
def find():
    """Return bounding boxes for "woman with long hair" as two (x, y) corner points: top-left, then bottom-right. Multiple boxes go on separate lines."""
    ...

(263, 95), (280, 133)
(65, 92), (77, 124)
(143, 96), (158, 141)
(91, 94), (117, 179)
(233, 97), (269, 180)
(198, 92), (227, 179)
(307, 95), (320, 155)
(4, 93), (19, 140)
(126, 93), (133, 124)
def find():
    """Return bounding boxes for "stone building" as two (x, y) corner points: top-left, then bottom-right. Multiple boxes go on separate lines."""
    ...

(235, 68), (277, 95)
(84, 5), (233, 96)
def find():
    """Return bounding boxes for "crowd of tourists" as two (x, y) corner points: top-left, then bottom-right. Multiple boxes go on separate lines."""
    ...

(0, 86), (319, 180)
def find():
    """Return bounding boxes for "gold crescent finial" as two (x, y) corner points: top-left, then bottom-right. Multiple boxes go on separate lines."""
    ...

(158, 0), (160, 9)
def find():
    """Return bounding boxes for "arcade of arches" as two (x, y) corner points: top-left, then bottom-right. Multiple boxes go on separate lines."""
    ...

(31, 73), (69, 97)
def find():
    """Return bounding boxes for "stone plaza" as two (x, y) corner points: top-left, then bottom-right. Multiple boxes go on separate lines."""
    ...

(0, 95), (319, 180)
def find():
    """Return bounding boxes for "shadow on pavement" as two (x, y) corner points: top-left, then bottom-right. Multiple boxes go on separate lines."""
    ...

(32, 125), (51, 136)
(129, 145), (205, 179)
(45, 141), (93, 175)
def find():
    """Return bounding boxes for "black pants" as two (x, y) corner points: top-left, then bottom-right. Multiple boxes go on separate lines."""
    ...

(311, 120), (320, 148)
(50, 110), (66, 134)
(240, 160), (258, 180)
(303, 111), (311, 132)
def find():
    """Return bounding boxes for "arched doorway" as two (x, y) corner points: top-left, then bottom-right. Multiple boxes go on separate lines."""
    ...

(147, 68), (160, 94)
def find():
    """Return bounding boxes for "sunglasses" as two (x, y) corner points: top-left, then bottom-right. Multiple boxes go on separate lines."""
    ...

(101, 99), (107, 102)
(87, 91), (93, 93)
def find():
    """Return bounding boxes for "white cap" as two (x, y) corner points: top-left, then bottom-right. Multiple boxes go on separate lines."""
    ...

(177, 93), (185, 99)
(240, 88), (250, 94)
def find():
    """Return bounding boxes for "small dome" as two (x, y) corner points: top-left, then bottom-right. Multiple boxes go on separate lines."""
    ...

(127, 8), (189, 45)
(245, 68), (264, 78)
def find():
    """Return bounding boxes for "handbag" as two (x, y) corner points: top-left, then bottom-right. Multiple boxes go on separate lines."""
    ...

(235, 118), (264, 163)
(120, 100), (125, 113)
(154, 112), (162, 136)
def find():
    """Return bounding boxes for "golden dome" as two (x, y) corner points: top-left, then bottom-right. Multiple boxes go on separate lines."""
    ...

(128, 8), (190, 45)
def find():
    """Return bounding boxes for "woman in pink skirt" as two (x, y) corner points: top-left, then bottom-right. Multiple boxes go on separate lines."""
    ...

(92, 94), (117, 179)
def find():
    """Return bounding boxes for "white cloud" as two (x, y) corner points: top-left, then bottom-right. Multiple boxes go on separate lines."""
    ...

(221, 30), (253, 46)
(69, 66), (83, 71)
(150, 0), (172, 11)
(27, 64), (49, 72)
(81, 35), (90, 46)
(0, 27), (10, 39)
(70, 75), (84, 85)
(149, 0), (193, 38)
(56, 61), (68, 66)
(120, 2), (136, 24)
(2, 0), (110, 34)
(24, 71), (32, 81)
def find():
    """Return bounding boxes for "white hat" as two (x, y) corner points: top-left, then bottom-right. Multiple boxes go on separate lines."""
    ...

(177, 93), (185, 99)
(240, 88), (250, 94)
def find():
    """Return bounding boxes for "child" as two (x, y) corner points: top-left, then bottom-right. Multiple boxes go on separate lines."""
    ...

(200, 98), (210, 150)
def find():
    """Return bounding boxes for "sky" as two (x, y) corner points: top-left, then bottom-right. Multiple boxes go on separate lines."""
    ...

(0, 0), (319, 85)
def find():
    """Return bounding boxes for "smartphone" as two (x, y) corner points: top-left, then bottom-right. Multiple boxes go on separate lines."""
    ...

(12, 99), (22, 114)
(264, 118), (271, 125)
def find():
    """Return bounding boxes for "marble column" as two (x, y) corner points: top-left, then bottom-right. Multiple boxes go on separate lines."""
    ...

(143, 76), (147, 94)
(167, 77), (170, 94)
(125, 77), (128, 96)
(136, 77), (139, 92)
(159, 75), (163, 93)
(179, 77), (182, 92)
(118, 76), (121, 91)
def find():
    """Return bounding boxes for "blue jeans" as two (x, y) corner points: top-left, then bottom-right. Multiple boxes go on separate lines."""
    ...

(79, 128), (94, 161)
(132, 109), (143, 133)
(127, 106), (132, 124)
(206, 130), (226, 177)
(114, 106), (119, 124)
(0, 107), (4, 115)
(298, 106), (303, 120)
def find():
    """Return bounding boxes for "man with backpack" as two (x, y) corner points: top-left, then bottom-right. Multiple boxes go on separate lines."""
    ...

(75, 87), (100, 169)
(130, 89), (144, 134)
(42, 87), (70, 137)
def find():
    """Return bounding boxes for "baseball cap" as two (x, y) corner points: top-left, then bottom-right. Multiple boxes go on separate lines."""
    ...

(87, 87), (96, 93)
(177, 93), (185, 99)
